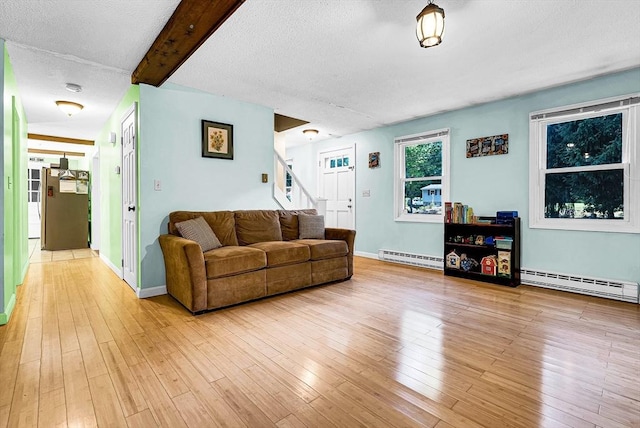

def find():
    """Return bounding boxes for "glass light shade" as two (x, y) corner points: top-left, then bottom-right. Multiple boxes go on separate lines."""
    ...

(303, 129), (319, 140)
(416, 2), (445, 48)
(56, 100), (84, 116)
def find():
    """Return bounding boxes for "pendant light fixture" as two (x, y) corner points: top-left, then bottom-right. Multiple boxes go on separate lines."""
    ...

(416, 1), (445, 48)
(56, 100), (84, 116)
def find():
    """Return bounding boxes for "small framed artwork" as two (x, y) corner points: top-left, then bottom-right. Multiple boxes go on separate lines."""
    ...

(368, 152), (380, 168)
(202, 120), (234, 159)
(466, 134), (508, 158)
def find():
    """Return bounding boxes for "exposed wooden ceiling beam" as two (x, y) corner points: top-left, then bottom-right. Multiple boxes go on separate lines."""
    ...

(132, 0), (245, 86)
(274, 114), (309, 133)
(28, 148), (85, 157)
(28, 133), (94, 146)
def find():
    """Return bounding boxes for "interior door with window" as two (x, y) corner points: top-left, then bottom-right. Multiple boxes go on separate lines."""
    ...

(122, 104), (137, 291)
(318, 146), (355, 229)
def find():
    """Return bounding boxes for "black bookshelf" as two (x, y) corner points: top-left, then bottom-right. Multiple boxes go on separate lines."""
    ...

(443, 217), (520, 287)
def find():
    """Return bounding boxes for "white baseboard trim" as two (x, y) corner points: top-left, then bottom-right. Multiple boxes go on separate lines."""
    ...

(100, 253), (123, 279)
(354, 251), (378, 260)
(137, 285), (167, 298)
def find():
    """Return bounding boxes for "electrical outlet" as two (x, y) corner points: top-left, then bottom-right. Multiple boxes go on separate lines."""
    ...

(362, 189), (371, 197)
(154, 180), (161, 191)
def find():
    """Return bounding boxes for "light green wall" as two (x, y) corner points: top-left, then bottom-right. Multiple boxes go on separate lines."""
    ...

(95, 85), (139, 272)
(138, 83), (276, 289)
(1, 41), (28, 325)
(288, 68), (640, 286)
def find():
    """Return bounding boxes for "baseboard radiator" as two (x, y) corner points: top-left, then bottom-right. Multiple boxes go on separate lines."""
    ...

(376, 249), (638, 303)
(521, 269), (638, 304)
(378, 249), (443, 270)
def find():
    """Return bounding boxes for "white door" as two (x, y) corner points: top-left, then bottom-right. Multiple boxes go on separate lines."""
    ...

(318, 146), (355, 229)
(122, 104), (137, 291)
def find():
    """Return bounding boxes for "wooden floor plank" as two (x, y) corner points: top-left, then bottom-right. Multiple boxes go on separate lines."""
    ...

(88, 373), (128, 427)
(7, 360), (40, 427)
(0, 254), (637, 428)
(38, 388), (66, 428)
(62, 349), (97, 427)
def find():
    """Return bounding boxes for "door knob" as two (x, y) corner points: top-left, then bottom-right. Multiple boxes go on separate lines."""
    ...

(128, 206), (136, 212)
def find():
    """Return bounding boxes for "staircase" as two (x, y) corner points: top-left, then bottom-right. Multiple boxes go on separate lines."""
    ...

(273, 152), (326, 216)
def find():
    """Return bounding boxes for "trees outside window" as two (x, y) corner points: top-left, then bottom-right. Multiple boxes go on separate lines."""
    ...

(394, 129), (450, 223)
(529, 95), (639, 233)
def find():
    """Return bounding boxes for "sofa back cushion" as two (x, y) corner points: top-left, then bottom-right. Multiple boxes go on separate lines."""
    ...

(169, 211), (239, 246)
(278, 209), (317, 241)
(235, 210), (283, 245)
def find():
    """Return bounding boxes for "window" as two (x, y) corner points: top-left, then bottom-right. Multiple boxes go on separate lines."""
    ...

(529, 94), (640, 233)
(394, 128), (450, 222)
(27, 168), (41, 203)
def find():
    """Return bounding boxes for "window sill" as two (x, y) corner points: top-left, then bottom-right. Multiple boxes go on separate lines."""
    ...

(395, 213), (444, 223)
(530, 219), (640, 234)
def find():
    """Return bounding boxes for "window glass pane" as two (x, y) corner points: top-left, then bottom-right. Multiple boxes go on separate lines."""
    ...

(337, 158), (343, 167)
(31, 181), (39, 190)
(544, 169), (623, 219)
(343, 156), (349, 167)
(330, 159), (336, 168)
(546, 113), (622, 169)
(404, 179), (442, 214)
(405, 142), (442, 178)
(33, 169), (40, 179)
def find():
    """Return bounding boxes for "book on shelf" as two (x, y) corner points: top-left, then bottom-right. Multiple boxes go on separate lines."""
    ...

(447, 202), (475, 224)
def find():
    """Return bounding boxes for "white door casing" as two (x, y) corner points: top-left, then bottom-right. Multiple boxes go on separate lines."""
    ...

(91, 152), (100, 251)
(121, 104), (137, 291)
(318, 146), (355, 229)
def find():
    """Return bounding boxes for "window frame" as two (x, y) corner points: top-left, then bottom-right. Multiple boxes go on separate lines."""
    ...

(394, 128), (450, 223)
(529, 94), (640, 233)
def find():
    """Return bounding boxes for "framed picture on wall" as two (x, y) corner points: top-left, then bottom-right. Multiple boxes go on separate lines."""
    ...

(202, 120), (234, 159)
(368, 152), (380, 168)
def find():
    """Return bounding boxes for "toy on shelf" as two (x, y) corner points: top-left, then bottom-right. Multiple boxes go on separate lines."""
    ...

(481, 256), (497, 275)
(446, 250), (461, 269)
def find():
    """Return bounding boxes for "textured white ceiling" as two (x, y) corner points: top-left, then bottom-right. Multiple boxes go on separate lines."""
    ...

(0, 0), (180, 140)
(1, 0), (639, 148)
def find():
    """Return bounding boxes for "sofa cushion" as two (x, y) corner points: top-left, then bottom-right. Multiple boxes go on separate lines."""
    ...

(294, 239), (348, 260)
(169, 211), (238, 246)
(278, 209), (317, 241)
(204, 246), (267, 279)
(248, 241), (310, 267)
(235, 210), (283, 245)
(174, 216), (222, 252)
(298, 214), (325, 239)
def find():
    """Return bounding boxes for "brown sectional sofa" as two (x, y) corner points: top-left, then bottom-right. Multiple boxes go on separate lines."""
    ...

(159, 209), (356, 313)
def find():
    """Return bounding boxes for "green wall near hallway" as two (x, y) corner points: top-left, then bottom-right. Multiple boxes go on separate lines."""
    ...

(1, 41), (28, 325)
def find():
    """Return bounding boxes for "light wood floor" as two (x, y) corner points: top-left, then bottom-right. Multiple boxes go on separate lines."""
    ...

(0, 256), (638, 428)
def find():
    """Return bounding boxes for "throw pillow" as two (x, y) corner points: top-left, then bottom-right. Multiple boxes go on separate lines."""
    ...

(298, 214), (325, 239)
(175, 216), (222, 252)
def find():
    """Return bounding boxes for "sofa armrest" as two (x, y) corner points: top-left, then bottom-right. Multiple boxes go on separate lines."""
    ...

(325, 228), (356, 277)
(159, 234), (207, 313)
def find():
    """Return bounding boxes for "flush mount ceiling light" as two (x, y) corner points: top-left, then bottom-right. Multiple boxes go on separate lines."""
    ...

(65, 83), (83, 93)
(416, 1), (445, 48)
(56, 100), (84, 117)
(303, 129), (319, 140)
